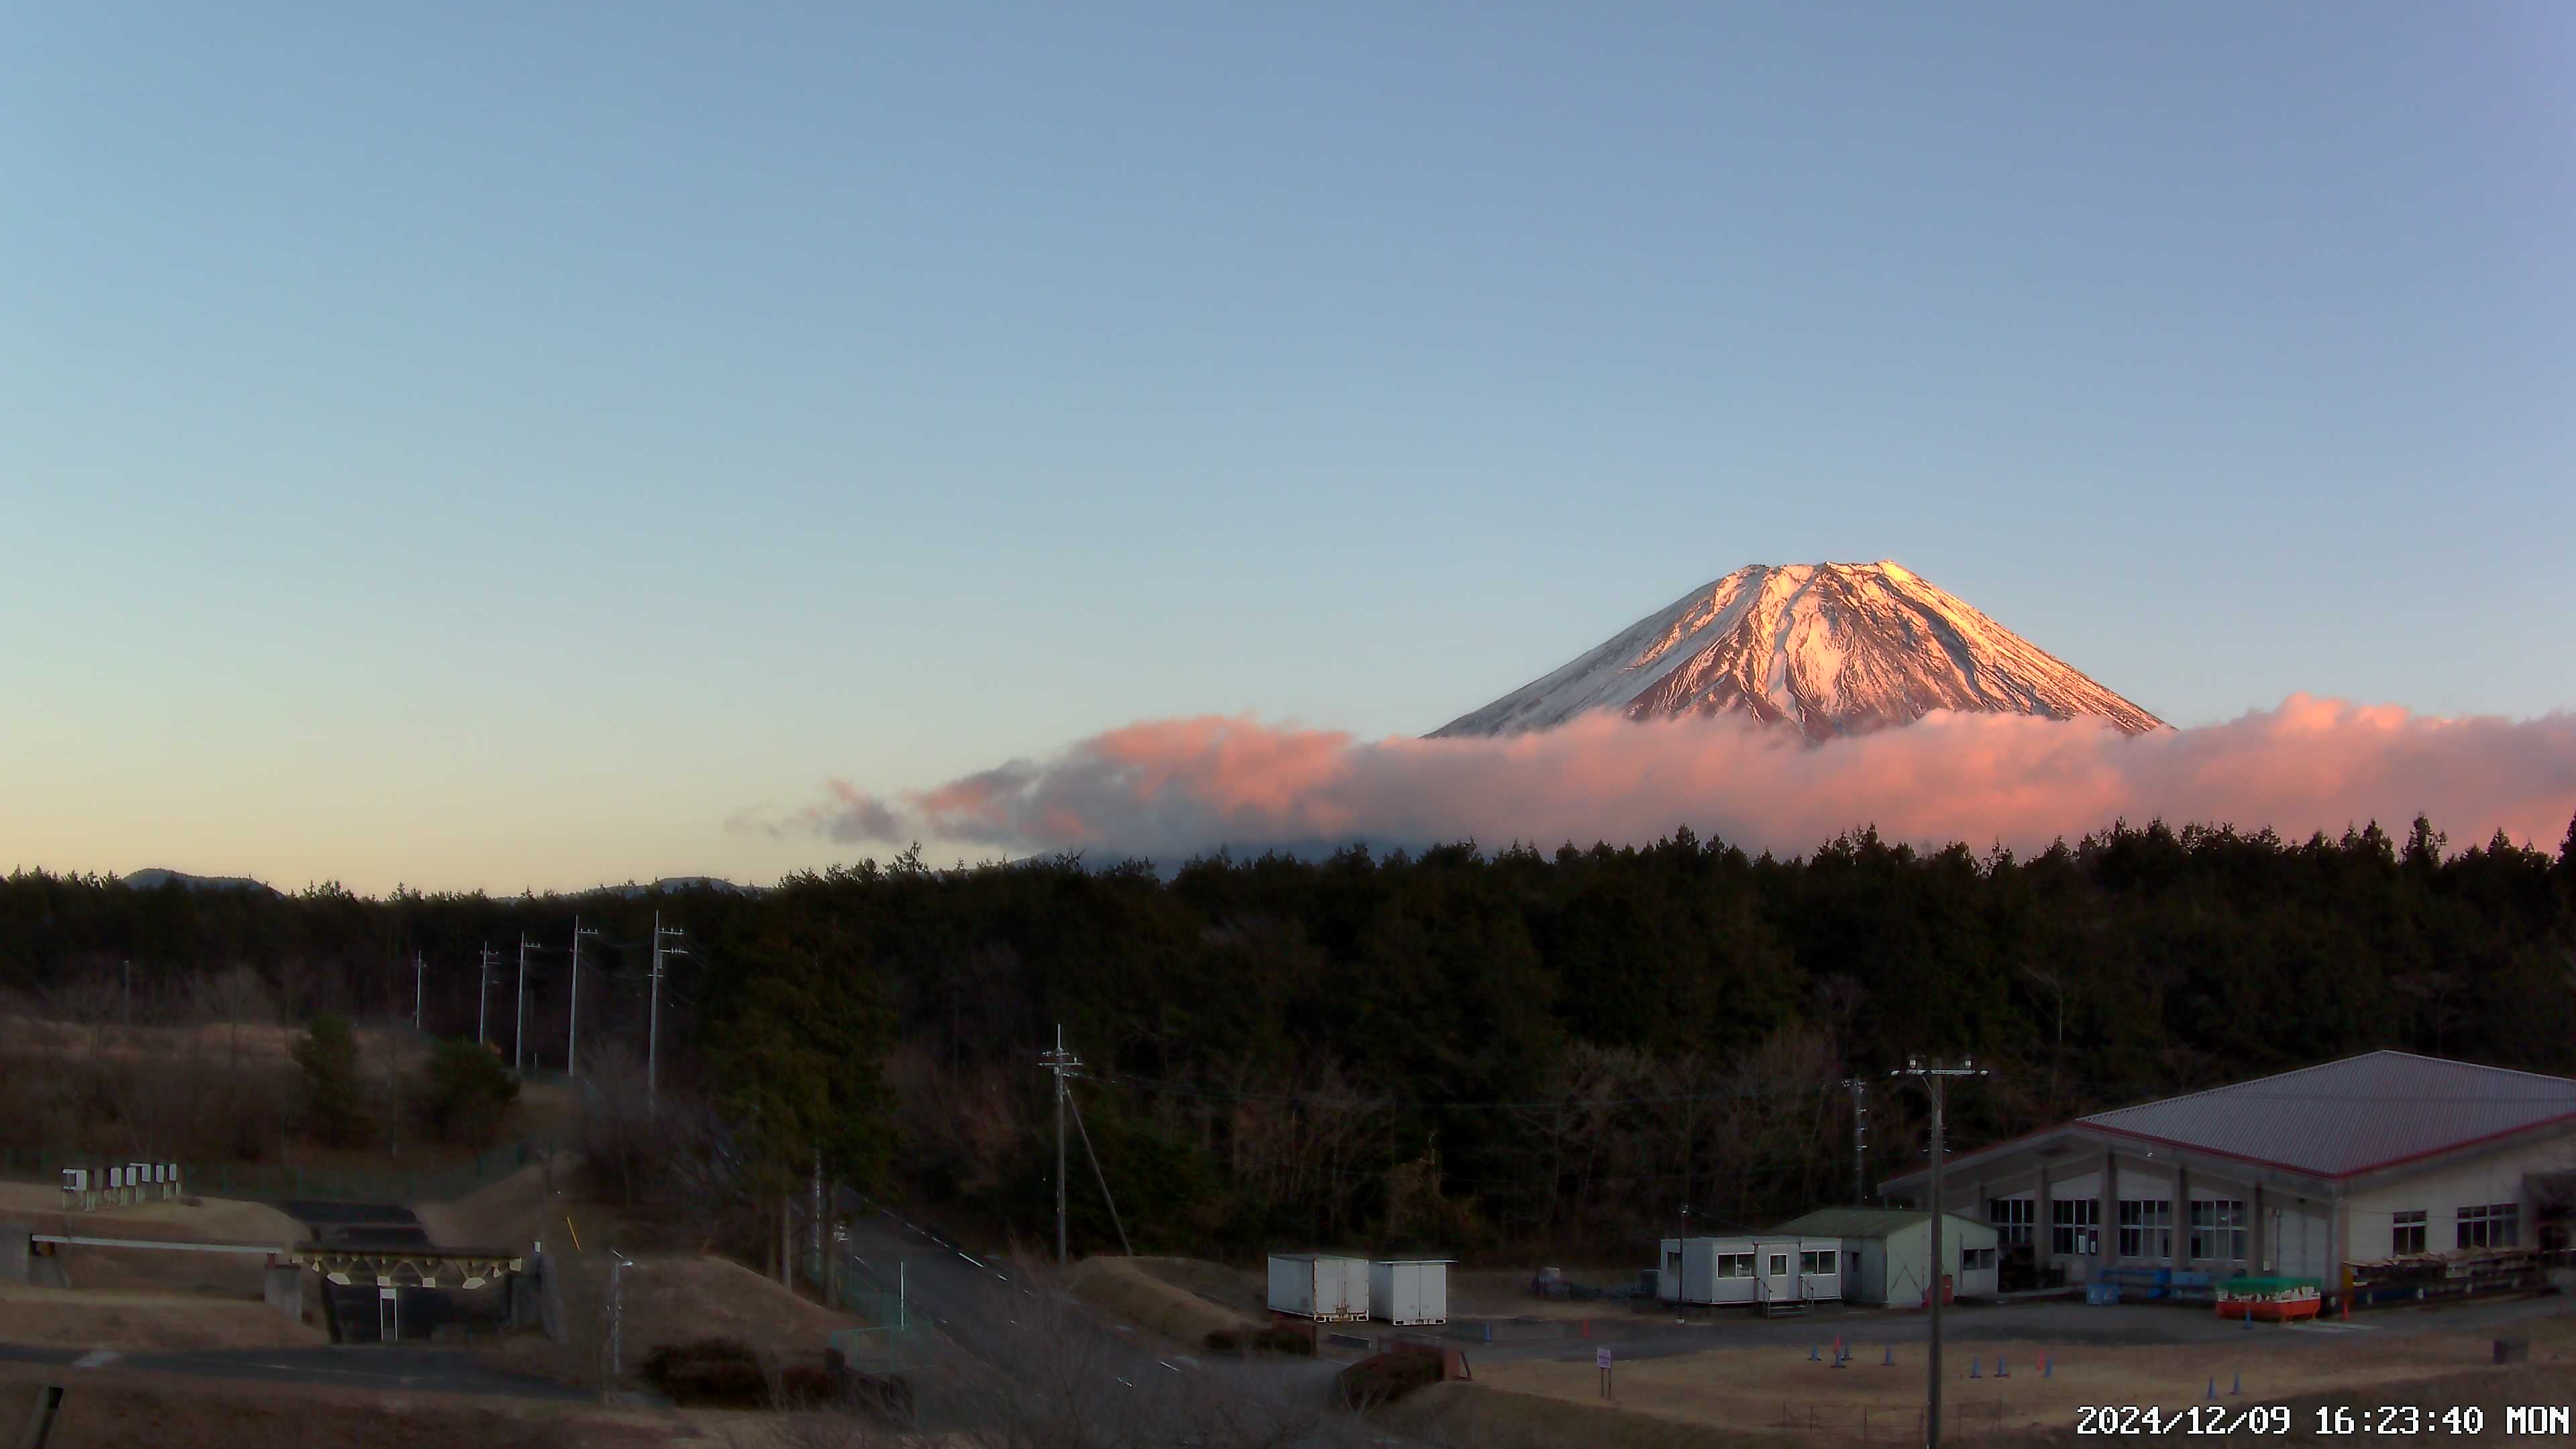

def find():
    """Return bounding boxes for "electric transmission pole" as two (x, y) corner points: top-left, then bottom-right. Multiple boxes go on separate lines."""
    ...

(648, 914), (686, 1119)
(515, 933), (541, 1073)
(476, 944), (500, 1046)
(567, 918), (600, 1077)
(1892, 1057), (1987, 1449)
(413, 951), (427, 1032)
(1038, 1025), (1083, 1267)
(1854, 1079), (1871, 1208)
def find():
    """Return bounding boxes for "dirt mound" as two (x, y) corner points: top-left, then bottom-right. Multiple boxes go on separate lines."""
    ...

(1133, 1255), (1267, 1316)
(0, 1181), (301, 1245)
(0, 1285), (323, 1350)
(488, 1248), (856, 1391)
(1070, 1256), (1258, 1345)
(415, 1160), (561, 1250)
(0, 1185), (305, 1297)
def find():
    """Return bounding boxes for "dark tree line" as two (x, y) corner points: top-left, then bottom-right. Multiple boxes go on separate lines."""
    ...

(5, 812), (2572, 1260)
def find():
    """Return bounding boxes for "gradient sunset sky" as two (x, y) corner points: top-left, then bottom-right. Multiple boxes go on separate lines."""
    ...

(8, 3), (2573, 895)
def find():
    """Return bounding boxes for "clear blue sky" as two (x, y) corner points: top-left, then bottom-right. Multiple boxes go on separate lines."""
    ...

(7, 3), (2571, 893)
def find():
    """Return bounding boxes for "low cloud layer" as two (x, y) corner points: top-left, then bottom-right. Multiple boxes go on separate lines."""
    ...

(749, 696), (2576, 863)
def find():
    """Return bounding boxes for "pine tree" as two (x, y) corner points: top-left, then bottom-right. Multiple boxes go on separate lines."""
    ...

(291, 1012), (369, 1148)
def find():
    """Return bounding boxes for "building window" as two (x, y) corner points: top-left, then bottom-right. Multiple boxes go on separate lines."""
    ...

(2118, 1199), (2174, 1258)
(1801, 1250), (1834, 1275)
(2392, 1210), (2426, 1255)
(2051, 1199), (2101, 1255)
(1988, 1197), (2034, 1247)
(2457, 1203), (2519, 1250)
(2190, 1201), (2248, 1261)
(1769, 1253), (1789, 1278)
(1964, 1246), (1998, 1271)
(1717, 1253), (1754, 1279)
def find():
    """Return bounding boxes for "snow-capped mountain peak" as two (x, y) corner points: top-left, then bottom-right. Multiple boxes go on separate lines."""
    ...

(1431, 561), (2165, 741)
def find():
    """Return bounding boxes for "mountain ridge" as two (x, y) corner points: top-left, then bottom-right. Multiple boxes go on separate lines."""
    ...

(1432, 561), (2165, 741)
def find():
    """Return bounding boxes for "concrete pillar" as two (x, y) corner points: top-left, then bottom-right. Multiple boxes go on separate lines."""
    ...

(264, 1266), (303, 1322)
(2174, 1165), (2192, 1265)
(2034, 1169), (2054, 1277)
(2098, 1152), (2120, 1274)
(2249, 1185), (2266, 1273)
(1, 1225), (28, 1285)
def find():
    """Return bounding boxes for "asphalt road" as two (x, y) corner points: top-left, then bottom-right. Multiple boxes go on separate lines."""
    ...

(0, 1342), (591, 1400)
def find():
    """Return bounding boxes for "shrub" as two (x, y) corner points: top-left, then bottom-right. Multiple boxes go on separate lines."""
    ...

(410, 1037), (520, 1146)
(775, 1363), (834, 1407)
(1203, 1323), (1317, 1356)
(1336, 1351), (1443, 1409)
(640, 1338), (768, 1408)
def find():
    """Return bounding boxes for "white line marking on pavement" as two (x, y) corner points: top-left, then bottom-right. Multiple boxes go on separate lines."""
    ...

(72, 1351), (120, 1370)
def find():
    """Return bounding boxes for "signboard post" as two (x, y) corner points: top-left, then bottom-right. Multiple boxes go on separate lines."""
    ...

(1597, 1346), (1613, 1400)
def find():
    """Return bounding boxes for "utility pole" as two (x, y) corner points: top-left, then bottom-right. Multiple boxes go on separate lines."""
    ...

(122, 960), (131, 1025)
(567, 918), (600, 1076)
(515, 934), (541, 1073)
(1892, 1057), (1987, 1449)
(1038, 1025), (1083, 1267)
(1855, 1079), (1872, 1208)
(476, 944), (500, 1046)
(413, 951), (426, 1032)
(648, 914), (686, 1119)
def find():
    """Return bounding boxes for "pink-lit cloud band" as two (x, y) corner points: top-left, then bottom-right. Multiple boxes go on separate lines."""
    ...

(751, 696), (2576, 863)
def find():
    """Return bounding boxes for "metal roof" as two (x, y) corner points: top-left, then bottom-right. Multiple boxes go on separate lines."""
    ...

(2077, 1051), (2576, 1179)
(1772, 1208), (1990, 1240)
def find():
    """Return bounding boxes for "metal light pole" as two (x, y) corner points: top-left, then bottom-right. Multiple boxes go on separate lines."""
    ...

(1894, 1057), (1987, 1449)
(567, 918), (600, 1076)
(413, 951), (426, 1032)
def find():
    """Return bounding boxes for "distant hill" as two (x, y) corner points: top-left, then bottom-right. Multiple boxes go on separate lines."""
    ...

(121, 869), (281, 896)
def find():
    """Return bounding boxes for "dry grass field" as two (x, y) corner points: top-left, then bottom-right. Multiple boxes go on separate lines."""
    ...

(0, 1362), (688, 1449)
(1472, 1320), (2575, 1445)
(1074, 1256), (1262, 1345)
(0, 1285), (323, 1350)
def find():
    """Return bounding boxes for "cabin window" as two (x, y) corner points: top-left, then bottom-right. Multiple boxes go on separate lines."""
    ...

(2051, 1199), (2101, 1254)
(2391, 1210), (2426, 1254)
(2456, 1203), (2518, 1249)
(1986, 1197), (2034, 1246)
(2118, 1200), (2174, 1258)
(1716, 1252), (1755, 1279)
(1964, 1246), (1997, 1271)
(2190, 1201), (2247, 1261)
(1800, 1250), (1833, 1275)
(1768, 1253), (1788, 1278)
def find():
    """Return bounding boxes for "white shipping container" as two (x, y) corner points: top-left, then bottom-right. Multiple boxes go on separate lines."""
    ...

(1267, 1253), (1371, 1321)
(1369, 1260), (1452, 1326)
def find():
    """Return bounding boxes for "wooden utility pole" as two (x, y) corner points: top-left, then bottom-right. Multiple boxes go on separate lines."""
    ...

(1892, 1058), (1987, 1449)
(1038, 1025), (1082, 1265)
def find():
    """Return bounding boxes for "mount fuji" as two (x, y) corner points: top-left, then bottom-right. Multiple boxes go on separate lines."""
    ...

(1431, 561), (2166, 742)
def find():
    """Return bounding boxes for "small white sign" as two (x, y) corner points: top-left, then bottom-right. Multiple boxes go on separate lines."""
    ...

(1596, 1347), (1612, 1369)
(380, 1287), (398, 1300)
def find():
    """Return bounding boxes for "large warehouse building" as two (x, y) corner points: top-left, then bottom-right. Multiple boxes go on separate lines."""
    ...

(1879, 1051), (2576, 1285)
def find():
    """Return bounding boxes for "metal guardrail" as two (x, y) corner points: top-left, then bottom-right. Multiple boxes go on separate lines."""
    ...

(31, 1235), (286, 1256)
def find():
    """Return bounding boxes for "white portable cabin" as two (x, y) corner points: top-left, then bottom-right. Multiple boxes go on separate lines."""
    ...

(1657, 1235), (1843, 1307)
(1267, 1254), (1370, 1321)
(1368, 1259), (1452, 1326)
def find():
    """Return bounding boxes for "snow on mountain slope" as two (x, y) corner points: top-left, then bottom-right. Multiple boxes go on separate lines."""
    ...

(1430, 561), (2166, 741)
